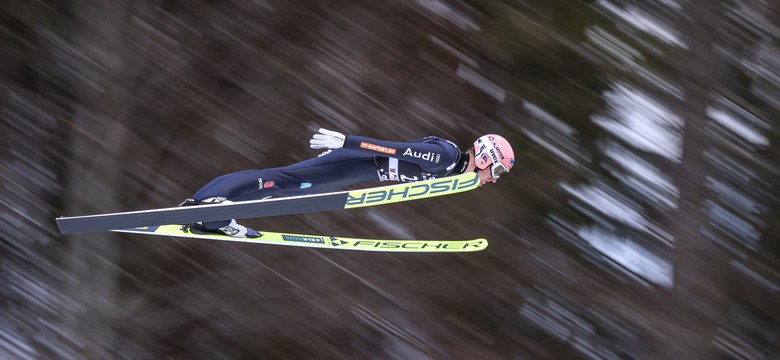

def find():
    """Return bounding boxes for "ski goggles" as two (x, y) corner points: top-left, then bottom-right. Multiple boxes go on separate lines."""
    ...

(490, 161), (509, 179)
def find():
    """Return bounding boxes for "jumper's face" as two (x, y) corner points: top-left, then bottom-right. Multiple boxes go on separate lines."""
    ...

(476, 166), (499, 186)
(465, 153), (499, 187)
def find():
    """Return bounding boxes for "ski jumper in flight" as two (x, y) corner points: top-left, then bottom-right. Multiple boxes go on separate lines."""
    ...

(182, 129), (515, 238)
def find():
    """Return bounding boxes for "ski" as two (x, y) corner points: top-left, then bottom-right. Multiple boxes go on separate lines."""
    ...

(56, 172), (479, 235)
(112, 224), (488, 253)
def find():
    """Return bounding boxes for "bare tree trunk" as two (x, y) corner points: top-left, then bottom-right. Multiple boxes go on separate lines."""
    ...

(57, 2), (140, 357)
(665, 1), (731, 358)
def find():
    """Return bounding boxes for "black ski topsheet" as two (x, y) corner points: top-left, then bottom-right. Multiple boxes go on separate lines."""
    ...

(57, 193), (347, 235)
(56, 173), (479, 235)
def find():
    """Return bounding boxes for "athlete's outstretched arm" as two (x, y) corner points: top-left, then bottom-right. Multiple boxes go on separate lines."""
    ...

(309, 128), (457, 170)
(345, 135), (455, 169)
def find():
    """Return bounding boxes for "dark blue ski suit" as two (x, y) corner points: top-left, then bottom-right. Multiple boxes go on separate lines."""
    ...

(191, 135), (469, 229)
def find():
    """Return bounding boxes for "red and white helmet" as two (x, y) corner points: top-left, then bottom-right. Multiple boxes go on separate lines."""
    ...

(473, 134), (515, 178)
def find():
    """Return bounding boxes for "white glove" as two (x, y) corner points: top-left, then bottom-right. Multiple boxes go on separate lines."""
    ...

(309, 128), (346, 150)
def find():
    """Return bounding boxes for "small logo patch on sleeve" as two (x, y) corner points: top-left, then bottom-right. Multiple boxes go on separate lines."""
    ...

(360, 142), (397, 155)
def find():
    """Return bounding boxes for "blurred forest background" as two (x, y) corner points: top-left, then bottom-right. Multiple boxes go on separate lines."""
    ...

(2, 0), (780, 359)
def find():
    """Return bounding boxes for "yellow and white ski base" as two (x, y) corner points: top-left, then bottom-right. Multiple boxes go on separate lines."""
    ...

(112, 224), (488, 253)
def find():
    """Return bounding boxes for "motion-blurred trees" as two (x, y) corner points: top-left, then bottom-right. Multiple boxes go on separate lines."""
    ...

(2, 0), (779, 358)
